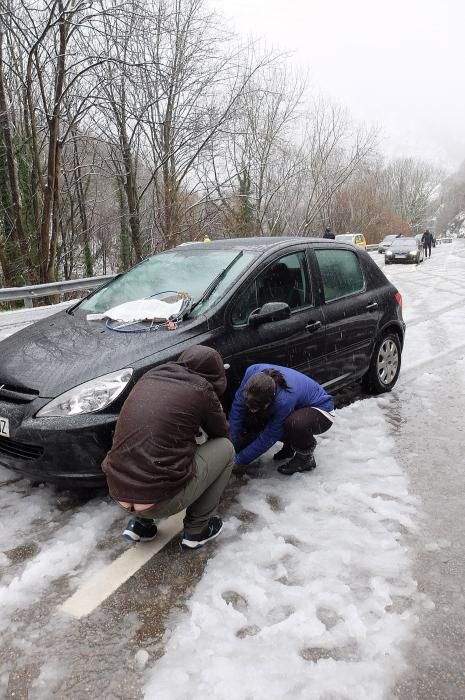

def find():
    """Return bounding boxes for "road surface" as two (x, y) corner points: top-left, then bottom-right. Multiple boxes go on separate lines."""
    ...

(1, 243), (464, 699)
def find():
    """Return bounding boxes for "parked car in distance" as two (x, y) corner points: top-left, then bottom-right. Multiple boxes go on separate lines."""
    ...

(335, 233), (367, 249)
(385, 236), (424, 264)
(378, 234), (400, 254)
(0, 237), (405, 489)
(436, 236), (453, 245)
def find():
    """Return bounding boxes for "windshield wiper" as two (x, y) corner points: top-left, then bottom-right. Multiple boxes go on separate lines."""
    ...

(190, 251), (244, 312)
(66, 273), (124, 315)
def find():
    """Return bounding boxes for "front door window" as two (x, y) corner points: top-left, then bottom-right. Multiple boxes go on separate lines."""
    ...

(231, 252), (310, 325)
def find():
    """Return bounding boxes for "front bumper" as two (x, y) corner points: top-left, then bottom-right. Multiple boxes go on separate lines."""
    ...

(0, 400), (115, 488)
(386, 255), (418, 263)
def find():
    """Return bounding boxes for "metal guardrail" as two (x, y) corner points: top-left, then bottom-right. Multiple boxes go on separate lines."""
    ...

(366, 244), (378, 251)
(0, 275), (114, 309)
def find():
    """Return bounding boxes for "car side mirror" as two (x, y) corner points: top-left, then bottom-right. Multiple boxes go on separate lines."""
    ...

(249, 301), (291, 327)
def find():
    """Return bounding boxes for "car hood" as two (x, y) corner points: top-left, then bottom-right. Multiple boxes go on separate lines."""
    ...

(390, 244), (416, 252)
(0, 309), (204, 397)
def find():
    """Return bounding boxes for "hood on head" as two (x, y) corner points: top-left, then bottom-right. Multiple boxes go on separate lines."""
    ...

(178, 345), (227, 396)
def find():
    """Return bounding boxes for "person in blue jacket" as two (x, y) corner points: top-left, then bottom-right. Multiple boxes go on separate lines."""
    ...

(229, 364), (335, 475)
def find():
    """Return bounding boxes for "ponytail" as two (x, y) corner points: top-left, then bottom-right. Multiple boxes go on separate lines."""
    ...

(243, 367), (291, 412)
(262, 368), (291, 391)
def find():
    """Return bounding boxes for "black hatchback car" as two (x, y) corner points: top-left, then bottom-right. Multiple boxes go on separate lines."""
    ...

(0, 237), (405, 487)
(385, 236), (424, 264)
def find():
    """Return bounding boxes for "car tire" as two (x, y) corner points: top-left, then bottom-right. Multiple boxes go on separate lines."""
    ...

(363, 332), (402, 394)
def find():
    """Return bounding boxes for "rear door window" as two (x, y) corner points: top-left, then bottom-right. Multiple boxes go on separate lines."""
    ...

(315, 249), (364, 302)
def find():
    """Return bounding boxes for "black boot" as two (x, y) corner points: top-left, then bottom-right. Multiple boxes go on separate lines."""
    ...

(278, 451), (316, 475)
(273, 443), (294, 461)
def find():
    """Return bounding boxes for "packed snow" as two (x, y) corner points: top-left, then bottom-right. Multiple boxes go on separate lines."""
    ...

(0, 241), (464, 698)
(144, 397), (419, 700)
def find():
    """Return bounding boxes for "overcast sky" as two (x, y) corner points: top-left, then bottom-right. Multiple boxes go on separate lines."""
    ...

(213, 0), (465, 172)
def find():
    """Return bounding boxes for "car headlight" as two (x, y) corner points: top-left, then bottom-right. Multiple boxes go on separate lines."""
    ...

(409, 250), (417, 256)
(386, 250), (393, 256)
(36, 368), (134, 417)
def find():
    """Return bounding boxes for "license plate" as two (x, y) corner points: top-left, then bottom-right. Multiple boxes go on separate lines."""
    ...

(396, 255), (406, 259)
(0, 417), (10, 437)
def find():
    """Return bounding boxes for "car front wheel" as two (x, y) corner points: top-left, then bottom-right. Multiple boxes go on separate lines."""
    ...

(363, 332), (401, 394)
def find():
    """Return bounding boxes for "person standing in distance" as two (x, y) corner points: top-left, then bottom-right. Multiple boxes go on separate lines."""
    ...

(421, 229), (434, 258)
(102, 345), (234, 550)
(229, 364), (335, 475)
(323, 226), (336, 240)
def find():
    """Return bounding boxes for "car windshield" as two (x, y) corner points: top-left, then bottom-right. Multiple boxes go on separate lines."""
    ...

(383, 235), (398, 243)
(79, 248), (256, 316)
(392, 238), (416, 248)
(335, 234), (353, 242)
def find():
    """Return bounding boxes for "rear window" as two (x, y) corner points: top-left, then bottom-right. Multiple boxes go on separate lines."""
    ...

(315, 249), (364, 302)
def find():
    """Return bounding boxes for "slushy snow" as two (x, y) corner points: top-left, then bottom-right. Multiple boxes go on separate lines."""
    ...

(0, 242), (464, 697)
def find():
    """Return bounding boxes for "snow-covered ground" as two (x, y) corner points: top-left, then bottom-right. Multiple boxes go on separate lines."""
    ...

(0, 300), (73, 342)
(1, 242), (464, 699)
(145, 398), (419, 700)
(144, 245), (465, 700)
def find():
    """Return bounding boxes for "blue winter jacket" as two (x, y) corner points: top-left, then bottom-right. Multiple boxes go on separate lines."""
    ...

(229, 364), (334, 465)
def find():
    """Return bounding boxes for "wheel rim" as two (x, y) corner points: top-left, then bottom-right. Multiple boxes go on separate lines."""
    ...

(377, 338), (399, 385)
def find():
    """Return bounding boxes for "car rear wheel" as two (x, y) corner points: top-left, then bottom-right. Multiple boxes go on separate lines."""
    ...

(363, 332), (401, 394)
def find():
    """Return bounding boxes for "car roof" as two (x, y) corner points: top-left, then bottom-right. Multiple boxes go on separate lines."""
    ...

(175, 236), (323, 252)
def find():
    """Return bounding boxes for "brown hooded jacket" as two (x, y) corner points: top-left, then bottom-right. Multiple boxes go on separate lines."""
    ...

(102, 345), (230, 503)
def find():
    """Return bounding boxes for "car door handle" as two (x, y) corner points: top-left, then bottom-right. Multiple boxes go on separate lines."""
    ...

(305, 321), (322, 333)
(365, 301), (378, 311)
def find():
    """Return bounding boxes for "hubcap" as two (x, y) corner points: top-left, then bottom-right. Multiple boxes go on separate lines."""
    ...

(377, 338), (399, 385)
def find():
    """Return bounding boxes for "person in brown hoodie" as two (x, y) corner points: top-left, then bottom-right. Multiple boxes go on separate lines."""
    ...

(102, 345), (234, 549)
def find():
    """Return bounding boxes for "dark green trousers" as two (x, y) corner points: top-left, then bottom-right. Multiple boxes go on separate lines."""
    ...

(129, 438), (235, 534)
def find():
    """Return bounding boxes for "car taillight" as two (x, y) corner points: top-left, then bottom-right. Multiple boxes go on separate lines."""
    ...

(395, 291), (403, 307)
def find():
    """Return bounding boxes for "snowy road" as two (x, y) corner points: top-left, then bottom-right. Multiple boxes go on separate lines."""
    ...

(1, 242), (465, 699)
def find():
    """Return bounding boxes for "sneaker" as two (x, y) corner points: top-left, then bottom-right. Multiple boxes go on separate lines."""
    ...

(181, 516), (223, 550)
(122, 518), (158, 542)
(273, 443), (294, 461)
(278, 452), (316, 475)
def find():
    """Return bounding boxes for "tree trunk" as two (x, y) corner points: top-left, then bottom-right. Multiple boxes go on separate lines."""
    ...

(72, 130), (93, 276)
(0, 30), (32, 280)
(39, 1), (66, 283)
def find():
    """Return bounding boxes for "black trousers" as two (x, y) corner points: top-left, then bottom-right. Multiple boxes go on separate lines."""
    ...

(237, 406), (333, 455)
(424, 242), (432, 257)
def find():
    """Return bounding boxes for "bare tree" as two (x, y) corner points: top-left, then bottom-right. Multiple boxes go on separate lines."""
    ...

(330, 159), (410, 242)
(293, 100), (378, 235)
(139, 0), (273, 249)
(202, 63), (304, 237)
(380, 157), (443, 232)
(0, 0), (131, 282)
(436, 160), (465, 235)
